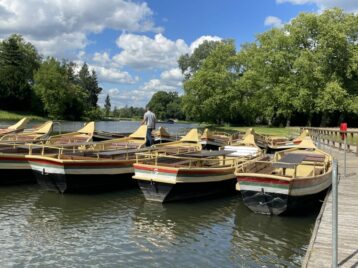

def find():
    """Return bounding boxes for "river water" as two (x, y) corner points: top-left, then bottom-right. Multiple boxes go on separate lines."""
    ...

(0, 121), (317, 267)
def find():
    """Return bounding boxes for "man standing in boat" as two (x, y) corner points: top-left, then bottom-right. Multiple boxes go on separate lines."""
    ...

(141, 106), (156, 146)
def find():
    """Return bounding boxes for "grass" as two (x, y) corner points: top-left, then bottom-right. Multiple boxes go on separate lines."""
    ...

(215, 125), (300, 137)
(0, 110), (46, 121)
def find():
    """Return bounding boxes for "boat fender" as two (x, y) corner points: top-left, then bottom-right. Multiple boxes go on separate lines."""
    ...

(42, 168), (48, 176)
(150, 179), (159, 193)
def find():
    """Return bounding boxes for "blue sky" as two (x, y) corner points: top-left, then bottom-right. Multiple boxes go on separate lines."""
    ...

(0, 0), (356, 108)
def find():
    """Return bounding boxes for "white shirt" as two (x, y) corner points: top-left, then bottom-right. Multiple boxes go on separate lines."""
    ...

(143, 111), (156, 129)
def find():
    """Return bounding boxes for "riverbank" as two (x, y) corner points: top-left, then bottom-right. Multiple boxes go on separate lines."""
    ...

(214, 125), (299, 137)
(0, 110), (299, 138)
(0, 110), (46, 121)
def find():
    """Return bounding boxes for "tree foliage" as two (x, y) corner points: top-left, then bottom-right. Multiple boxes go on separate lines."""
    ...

(147, 91), (184, 120)
(182, 40), (241, 123)
(0, 34), (41, 110)
(178, 40), (222, 81)
(180, 8), (358, 126)
(79, 63), (102, 108)
(33, 58), (89, 120)
(113, 106), (145, 118)
(104, 94), (111, 117)
(0, 34), (103, 120)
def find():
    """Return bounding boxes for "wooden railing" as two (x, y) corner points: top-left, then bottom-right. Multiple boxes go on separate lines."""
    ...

(301, 127), (358, 156)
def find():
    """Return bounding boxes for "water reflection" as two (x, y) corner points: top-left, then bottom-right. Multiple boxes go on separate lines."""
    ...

(0, 186), (317, 268)
(129, 196), (240, 267)
(29, 189), (142, 226)
(232, 199), (317, 267)
(131, 197), (234, 243)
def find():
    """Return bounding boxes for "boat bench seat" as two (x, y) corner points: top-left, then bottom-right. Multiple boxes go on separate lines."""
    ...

(315, 166), (324, 175)
(256, 165), (275, 174)
(284, 165), (314, 177)
(286, 153), (325, 162)
(165, 159), (197, 167)
(61, 155), (95, 160)
(50, 137), (89, 144)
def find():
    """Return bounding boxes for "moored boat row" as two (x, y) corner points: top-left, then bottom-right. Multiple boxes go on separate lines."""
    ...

(7, 127), (201, 193)
(0, 126), (332, 216)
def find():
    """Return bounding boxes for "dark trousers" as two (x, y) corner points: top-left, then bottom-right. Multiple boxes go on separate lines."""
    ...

(146, 128), (153, 147)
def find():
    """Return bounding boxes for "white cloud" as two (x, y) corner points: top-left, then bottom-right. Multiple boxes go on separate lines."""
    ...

(99, 67), (184, 107)
(142, 68), (184, 94)
(264, 16), (284, 28)
(113, 33), (189, 70)
(0, 0), (160, 57)
(98, 88), (150, 107)
(99, 33), (223, 107)
(30, 32), (88, 58)
(142, 79), (177, 92)
(91, 65), (139, 84)
(77, 50), (86, 60)
(276, 0), (358, 13)
(112, 33), (223, 70)
(108, 88), (120, 96)
(189, 35), (222, 53)
(161, 68), (183, 82)
(93, 52), (111, 65)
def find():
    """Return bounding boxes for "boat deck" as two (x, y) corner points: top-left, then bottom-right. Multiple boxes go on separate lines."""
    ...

(303, 144), (358, 267)
(136, 150), (238, 168)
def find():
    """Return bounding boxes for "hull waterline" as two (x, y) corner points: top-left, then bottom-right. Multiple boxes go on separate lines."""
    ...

(137, 178), (237, 203)
(33, 171), (136, 193)
(239, 188), (329, 215)
(0, 156), (36, 185)
(134, 163), (237, 202)
(28, 157), (136, 193)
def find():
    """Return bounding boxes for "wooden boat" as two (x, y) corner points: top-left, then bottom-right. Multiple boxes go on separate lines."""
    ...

(292, 129), (309, 144)
(0, 117), (29, 137)
(200, 128), (231, 150)
(28, 128), (202, 193)
(254, 129), (309, 152)
(235, 137), (332, 215)
(133, 150), (238, 202)
(88, 125), (148, 151)
(92, 130), (129, 141)
(223, 130), (262, 158)
(92, 126), (176, 143)
(133, 132), (262, 203)
(27, 148), (146, 193)
(46, 122), (95, 145)
(0, 142), (81, 185)
(0, 121), (53, 143)
(153, 128), (202, 154)
(153, 127), (176, 143)
(0, 122), (126, 185)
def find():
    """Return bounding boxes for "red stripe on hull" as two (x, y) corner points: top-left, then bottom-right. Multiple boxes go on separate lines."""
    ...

(133, 164), (178, 174)
(178, 169), (233, 175)
(133, 164), (233, 175)
(29, 158), (133, 167)
(238, 176), (290, 185)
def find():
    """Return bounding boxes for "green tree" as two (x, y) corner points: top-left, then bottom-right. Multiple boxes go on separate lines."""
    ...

(104, 94), (111, 117)
(235, 8), (358, 126)
(181, 40), (240, 123)
(147, 91), (183, 120)
(78, 63), (102, 108)
(0, 34), (41, 110)
(178, 40), (222, 80)
(33, 57), (88, 119)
